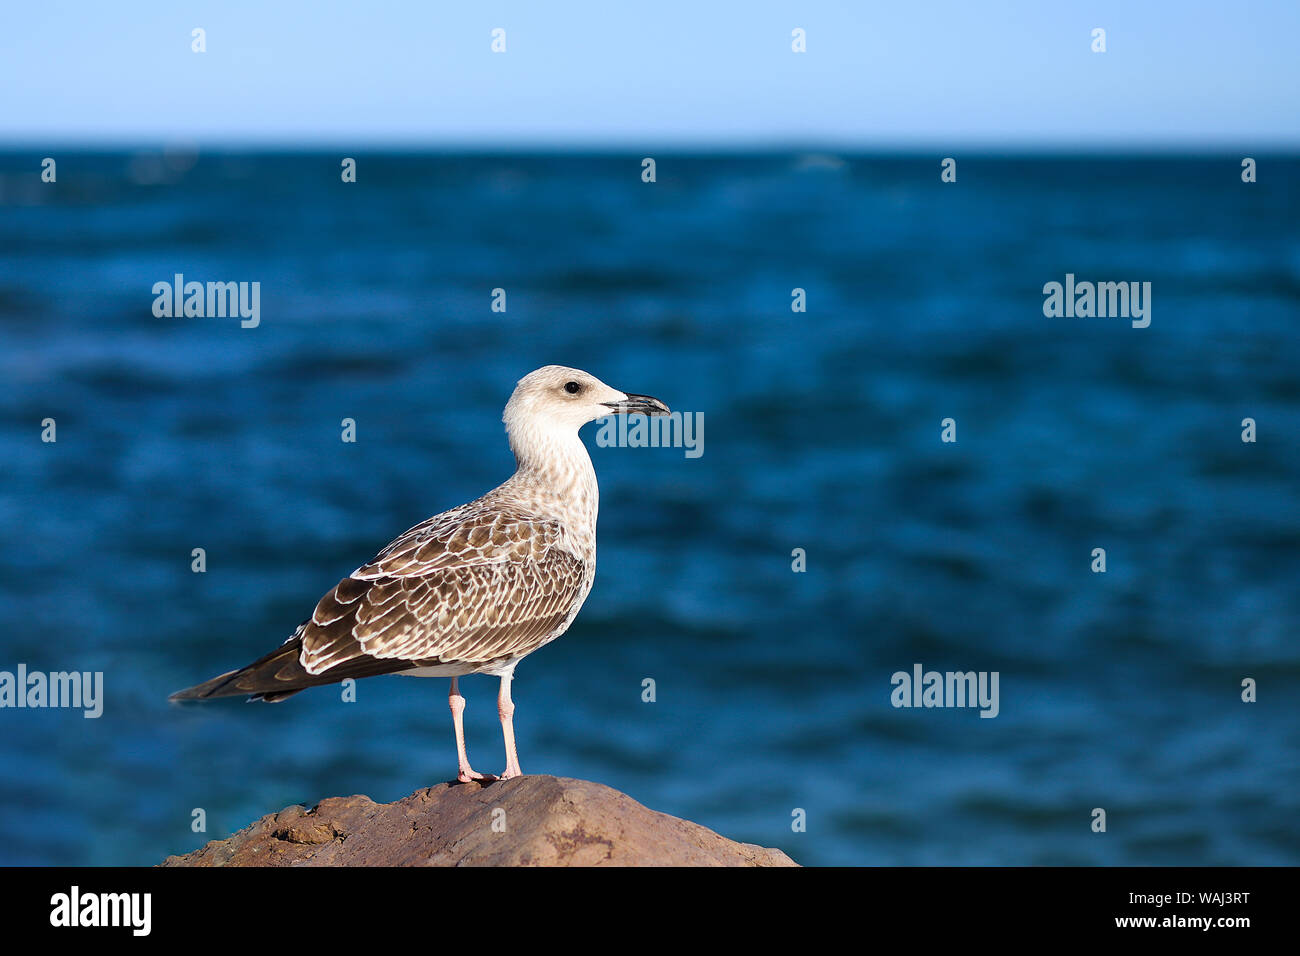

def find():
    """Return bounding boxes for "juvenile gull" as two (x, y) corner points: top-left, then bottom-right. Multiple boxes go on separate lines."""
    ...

(170, 366), (669, 782)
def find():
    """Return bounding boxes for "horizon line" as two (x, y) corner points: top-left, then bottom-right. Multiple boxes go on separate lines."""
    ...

(3, 137), (1299, 156)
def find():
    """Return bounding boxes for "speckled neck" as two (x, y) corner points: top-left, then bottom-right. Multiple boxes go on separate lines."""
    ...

(498, 429), (599, 560)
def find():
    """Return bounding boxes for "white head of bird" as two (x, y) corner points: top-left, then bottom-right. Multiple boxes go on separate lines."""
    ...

(502, 365), (669, 471)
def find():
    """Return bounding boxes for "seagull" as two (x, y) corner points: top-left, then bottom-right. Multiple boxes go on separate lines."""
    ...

(170, 365), (670, 783)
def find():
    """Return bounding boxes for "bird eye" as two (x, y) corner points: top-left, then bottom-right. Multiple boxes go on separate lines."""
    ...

(564, 381), (581, 394)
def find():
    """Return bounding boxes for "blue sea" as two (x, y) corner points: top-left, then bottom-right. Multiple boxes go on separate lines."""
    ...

(0, 151), (1297, 866)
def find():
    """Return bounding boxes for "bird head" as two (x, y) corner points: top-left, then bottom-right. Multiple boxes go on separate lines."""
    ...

(502, 366), (670, 464)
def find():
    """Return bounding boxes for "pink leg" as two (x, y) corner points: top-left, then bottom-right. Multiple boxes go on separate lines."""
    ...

(449, 677), (495, 784)
(498, 673), (523, 780)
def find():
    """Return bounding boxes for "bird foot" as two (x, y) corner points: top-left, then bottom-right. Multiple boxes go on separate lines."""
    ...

(457, 768), (498, 784)
(498, 768), (523, 781)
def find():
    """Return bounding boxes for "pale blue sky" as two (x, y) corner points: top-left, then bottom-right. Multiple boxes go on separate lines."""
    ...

(2, 0), (1296, 147)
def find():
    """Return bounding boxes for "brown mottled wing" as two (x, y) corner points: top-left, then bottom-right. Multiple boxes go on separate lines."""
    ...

(298, 506), (588, 676)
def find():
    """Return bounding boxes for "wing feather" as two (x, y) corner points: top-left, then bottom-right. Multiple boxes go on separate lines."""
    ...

(297, 505), (589, 677)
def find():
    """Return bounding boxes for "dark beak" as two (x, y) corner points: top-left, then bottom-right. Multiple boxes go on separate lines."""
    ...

(602, 392), (671, 416)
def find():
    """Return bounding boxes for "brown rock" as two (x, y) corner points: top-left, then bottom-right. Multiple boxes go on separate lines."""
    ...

(161, 775), (797, 867)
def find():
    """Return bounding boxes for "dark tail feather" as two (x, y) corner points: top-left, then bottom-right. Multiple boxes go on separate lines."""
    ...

(169, 638), (311, 703)
(170, 628), (421, 703)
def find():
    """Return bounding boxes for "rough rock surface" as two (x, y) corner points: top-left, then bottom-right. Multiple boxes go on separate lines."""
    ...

(161, 775), (797, 866)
